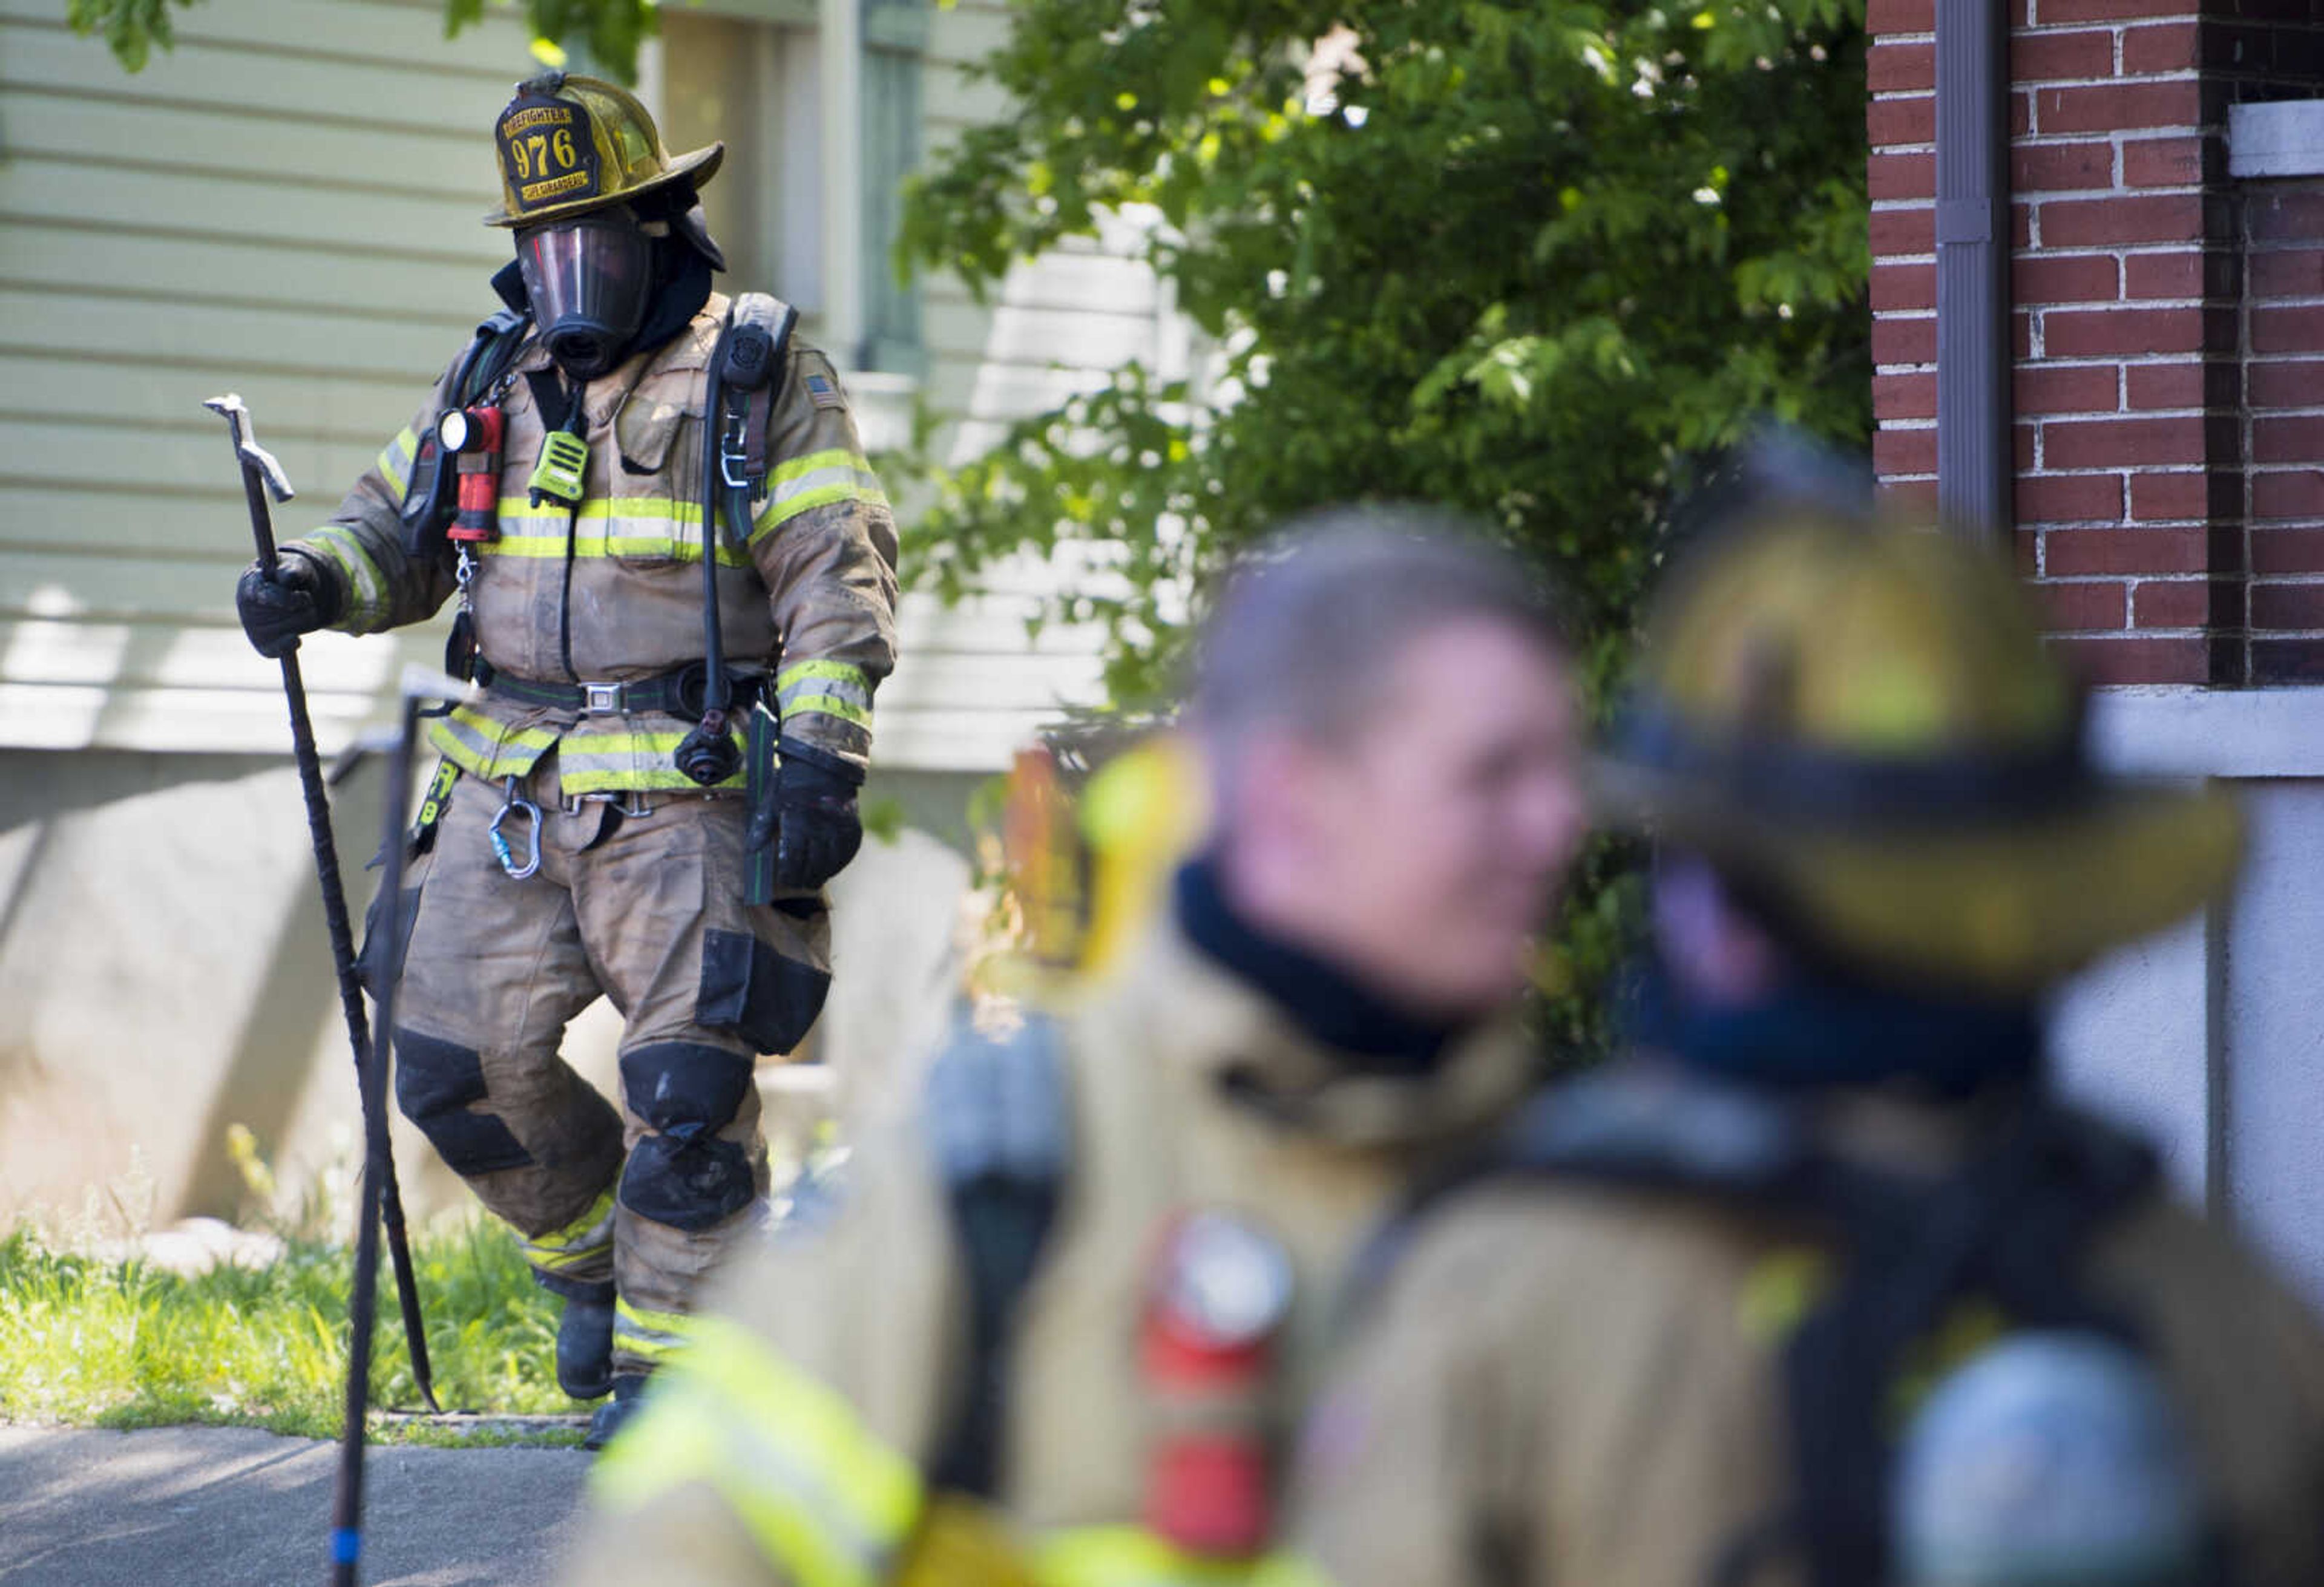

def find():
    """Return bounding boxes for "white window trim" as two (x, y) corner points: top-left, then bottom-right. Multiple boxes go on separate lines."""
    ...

(819, 0), (865, 368)
(2085, 685), (2324, 779)
(2228, 100), (2324, 180)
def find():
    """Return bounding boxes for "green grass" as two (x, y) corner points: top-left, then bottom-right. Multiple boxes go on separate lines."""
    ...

(0, 1219), (586, 1447)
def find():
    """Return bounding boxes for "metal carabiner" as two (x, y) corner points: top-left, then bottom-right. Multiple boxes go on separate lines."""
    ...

(488, 776), (542, 881)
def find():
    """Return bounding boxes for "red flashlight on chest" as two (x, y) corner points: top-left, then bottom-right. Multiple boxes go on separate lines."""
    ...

(1140, 1209), (1295, 1558)
(438, 405), (504, 545)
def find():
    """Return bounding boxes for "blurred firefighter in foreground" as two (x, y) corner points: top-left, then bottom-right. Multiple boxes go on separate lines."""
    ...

(565, 512), (1588, 1583)
(233, 71), (898, 1447)
(1275, 462), (2324, 1587)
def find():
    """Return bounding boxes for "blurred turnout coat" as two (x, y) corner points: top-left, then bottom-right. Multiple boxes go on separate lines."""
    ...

(568, 910), (1536, 1586)
(1276, 1065), (2324, 1587)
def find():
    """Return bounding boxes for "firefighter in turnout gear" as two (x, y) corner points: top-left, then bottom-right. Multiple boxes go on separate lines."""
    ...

(234, 72), (898, 1448)
(561, 517), (1589, 1582)
(1271, 455), (2324, 1587)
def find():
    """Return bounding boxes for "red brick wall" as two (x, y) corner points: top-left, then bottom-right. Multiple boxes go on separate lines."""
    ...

(1869, 0), (2324, 687)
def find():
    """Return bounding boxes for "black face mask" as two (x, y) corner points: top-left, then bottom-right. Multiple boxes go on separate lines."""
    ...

(516, 211), (654, 380)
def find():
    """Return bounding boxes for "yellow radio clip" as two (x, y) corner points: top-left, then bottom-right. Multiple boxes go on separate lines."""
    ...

(528, 430), (589, 508)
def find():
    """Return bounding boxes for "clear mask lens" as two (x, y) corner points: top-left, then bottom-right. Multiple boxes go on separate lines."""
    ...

(516, 214), (653, 379)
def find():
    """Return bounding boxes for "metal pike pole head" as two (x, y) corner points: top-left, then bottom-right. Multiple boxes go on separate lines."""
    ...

(202, 393), (297, 503)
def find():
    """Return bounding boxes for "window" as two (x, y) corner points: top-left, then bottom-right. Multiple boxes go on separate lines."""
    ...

(658, 0), (927, 378)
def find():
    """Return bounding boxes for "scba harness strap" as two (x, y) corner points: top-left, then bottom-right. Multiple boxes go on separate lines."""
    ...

(676, 291), (798, 797)
(400, 307), (533, 560)
(921, 1013), (1073, 1500)
(1372, 1068), (2176, 1587)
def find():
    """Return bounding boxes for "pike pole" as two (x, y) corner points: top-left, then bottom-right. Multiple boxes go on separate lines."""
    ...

(203, 395), (440, 1421)
(330, 666), (467, 1586)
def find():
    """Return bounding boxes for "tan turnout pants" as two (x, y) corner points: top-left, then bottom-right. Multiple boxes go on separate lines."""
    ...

(369, 749), (832, 1379)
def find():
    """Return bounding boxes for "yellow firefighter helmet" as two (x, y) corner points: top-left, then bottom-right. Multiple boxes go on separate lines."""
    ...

(485, 70), (724, 229)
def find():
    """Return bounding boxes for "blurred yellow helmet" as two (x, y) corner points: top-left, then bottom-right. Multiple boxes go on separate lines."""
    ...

(1598, 482), (2240, 995)
(485, 71), (723, 229)
(988, 731), (1210, 1000)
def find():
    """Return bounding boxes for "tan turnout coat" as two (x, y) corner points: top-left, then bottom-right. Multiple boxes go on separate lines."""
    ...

(570, 915), (1538, 1585)
(1281, 1064), (2324, 1587)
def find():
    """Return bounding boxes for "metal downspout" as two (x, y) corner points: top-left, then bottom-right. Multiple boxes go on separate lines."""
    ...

(1934, 0), (2012, 539)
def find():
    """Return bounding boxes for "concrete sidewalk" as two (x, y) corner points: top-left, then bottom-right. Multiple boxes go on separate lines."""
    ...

(0, 1425), (591, 1585)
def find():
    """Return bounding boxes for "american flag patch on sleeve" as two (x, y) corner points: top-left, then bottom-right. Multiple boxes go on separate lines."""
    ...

(805, 373), (845, 411)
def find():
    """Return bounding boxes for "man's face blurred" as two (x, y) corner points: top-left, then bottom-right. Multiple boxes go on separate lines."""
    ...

(1244, 617), (1586, 1019)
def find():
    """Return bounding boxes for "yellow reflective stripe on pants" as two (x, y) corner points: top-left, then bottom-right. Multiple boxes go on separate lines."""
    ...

(612, 1297), (697, 1365)
(520, 1187), (615, 1277)
(1036, 1526), (1277, 1587)
(305, 525), (390, 629)
(425, 705), (559, 783)
(590, 1315), (924, 1587)
(377, 425), (419, 499)
(750, 449), (887, 546)
(557, 726), (746, 794)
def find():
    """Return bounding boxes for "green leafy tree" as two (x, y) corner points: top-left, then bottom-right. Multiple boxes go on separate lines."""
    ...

(72, 0), (656, 82)
(899, 0), (1871, 1051)
(906, 0), (1868, 693)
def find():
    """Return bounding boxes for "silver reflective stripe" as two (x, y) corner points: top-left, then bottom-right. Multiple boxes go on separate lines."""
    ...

(424, 707), (556, 779)
(376, 426), (419, 498)
(776, 676), (871, 718)
(307, 526), (389, 628)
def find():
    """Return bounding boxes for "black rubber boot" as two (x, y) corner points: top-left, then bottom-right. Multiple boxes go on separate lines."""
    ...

(583, 1373), (650, 1451)
(556, 1291), (616, 1402)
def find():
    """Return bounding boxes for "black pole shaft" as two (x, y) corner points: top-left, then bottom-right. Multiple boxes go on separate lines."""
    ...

(1934, 0), (2012, 541)
(236, 458), (439, 1415)
(332, 695), (421, 1587)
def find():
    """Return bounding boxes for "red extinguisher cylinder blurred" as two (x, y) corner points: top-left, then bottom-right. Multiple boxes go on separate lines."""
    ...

(1140, 1211), (1293, 1559)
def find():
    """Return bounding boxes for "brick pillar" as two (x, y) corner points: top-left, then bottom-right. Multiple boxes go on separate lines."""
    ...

(1869, 0), (2321, 686)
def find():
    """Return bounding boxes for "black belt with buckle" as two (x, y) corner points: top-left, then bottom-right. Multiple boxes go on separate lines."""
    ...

(479, 661), (762, 719)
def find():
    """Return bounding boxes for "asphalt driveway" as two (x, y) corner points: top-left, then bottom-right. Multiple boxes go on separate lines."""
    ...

(0, 1424), (592, 1585)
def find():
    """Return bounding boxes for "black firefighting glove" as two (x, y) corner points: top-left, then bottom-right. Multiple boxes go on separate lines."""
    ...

(749, 736), (865, 892)
(235, 554), (343, 659)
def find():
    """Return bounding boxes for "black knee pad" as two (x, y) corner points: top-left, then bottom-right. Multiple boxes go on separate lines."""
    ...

(617, 1042), (758, 1231)
(393, 1027), (534, 1177)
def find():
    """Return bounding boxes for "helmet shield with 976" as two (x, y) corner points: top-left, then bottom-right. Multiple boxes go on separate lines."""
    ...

(485, 71), (723, 229)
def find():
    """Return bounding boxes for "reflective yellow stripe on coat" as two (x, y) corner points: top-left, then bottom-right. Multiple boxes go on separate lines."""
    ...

(775, 658), (874, 731)
(422, 708), (746, 794)
(751, 448), (887, 545)
(1034, 1526), (1281, 1587)
(425, 704), (560, 784)
(306, 523), (393, 630)
(591, 1316), (924, 1587)
(477, 498), (753, 567)
(557, 724), (747, 796)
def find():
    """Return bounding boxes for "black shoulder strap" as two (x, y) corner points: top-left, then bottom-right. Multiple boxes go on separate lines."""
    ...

(921, 1011), (1072, 1499)
(458, 307), (531, 406)
(721, 291), (798, 499)
(1761, 1103), (2156, 1587)
(400, 309), (533, 552)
